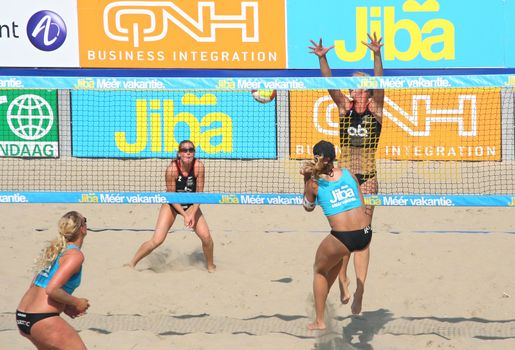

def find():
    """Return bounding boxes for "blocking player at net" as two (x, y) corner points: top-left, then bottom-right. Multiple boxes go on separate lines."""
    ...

(16, 211), (90, 349)
(127, 140), (215, 272)
(301, 140), (372, 330)
(309, 32), (384, 310)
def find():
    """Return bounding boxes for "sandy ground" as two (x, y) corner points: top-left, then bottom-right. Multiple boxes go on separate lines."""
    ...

(1, 204), (514, 349)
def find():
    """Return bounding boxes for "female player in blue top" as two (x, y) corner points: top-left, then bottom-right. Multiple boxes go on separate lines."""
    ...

(301, 140), (372, 330)
(128, 140), (215, 272)
(16, 211), (90, 349)
(309, 33), (384, 309)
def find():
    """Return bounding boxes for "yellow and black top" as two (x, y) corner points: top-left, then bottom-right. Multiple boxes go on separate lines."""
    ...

(339, 102), (382, 150)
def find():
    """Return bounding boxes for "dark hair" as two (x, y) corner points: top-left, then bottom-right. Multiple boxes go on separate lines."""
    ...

(313, 140), (336, 161)
(178, 140), (194, 150)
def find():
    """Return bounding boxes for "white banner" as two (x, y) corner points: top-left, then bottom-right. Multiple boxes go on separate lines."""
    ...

(0, 0), (79, 67)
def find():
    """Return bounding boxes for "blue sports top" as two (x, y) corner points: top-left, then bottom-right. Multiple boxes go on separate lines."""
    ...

(34, 244), (82, 294)
(316, 168), (362, 217)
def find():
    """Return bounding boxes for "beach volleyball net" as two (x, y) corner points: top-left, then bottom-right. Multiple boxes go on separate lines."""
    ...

(0, 74), (514, 206)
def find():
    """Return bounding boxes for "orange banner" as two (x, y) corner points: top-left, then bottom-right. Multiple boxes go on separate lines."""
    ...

(289, 90), (340, 159)
(77, 0), (286, 68)
(290, 88), (501, 161)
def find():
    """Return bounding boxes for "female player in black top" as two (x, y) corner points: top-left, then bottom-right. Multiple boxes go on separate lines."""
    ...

(128, 140), (215, 272)
(309, 32), (384, 313)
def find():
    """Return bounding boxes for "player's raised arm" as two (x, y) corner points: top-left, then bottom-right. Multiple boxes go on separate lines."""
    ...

(362, 32), (384, 121)
(309, 38), (350, 108)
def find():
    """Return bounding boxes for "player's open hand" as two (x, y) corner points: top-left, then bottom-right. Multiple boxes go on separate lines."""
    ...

(362, 32), (383, 54)
(309, 38), (334, 57)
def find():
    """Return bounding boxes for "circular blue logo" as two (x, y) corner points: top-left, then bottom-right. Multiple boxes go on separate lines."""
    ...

(26, 10), (67, 51)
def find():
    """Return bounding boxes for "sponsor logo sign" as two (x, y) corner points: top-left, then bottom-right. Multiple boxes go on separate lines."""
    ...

(380, 195), (455, 206)
(289, 88), (501, 161)
(288, 0), (508, 69)
(26, 10), (67, 51)
(380, 88), (501, 160)
(78, 0), (286, 68)
(234, 194), (302, 205)
(79, 193), (168, 204)
(289, 89), (341, 159)
(0, 193), (29, 203)
(0, 0), (79, 67)
(0, 90), (59, 158)
(71, 90), (276, 158)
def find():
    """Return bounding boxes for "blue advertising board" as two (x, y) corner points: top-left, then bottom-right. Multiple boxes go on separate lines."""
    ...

(71, 90), (277, 158)
(288, 0), (508, 69)
(2, 192), (515, 207)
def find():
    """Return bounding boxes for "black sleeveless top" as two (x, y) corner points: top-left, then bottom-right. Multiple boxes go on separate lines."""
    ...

(175, 159), (197, 193)
(340, 102), (382, 149)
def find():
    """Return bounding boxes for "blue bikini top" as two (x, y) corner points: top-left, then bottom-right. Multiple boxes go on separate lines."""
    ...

(34, 244), (82, 294)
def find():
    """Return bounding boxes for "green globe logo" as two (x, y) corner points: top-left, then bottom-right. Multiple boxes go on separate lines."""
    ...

(7, 94), (54, 140)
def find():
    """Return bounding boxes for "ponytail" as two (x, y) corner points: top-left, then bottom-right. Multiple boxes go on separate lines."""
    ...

(33, 211), (84, 272)
(300, 156), (334, 180)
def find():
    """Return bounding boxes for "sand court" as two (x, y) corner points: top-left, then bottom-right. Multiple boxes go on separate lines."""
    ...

(1, 204), (514, 349)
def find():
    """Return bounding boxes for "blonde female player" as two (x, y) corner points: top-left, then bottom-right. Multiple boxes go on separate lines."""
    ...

(127, 140), (215, 272)
(301, 140), (372, 330)
(16, 211), (90, 349)
(309, 32), (384, 308)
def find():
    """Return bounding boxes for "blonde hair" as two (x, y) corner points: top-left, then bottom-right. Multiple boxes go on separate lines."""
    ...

(351, 71), (373, 96)
(301, 156), (334, 180)
(33, 211), (84, 272)
(352, 71), (369, 77)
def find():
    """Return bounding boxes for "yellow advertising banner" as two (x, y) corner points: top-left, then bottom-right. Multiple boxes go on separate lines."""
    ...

(290, 88), (501, 161)
(77, 0), (286, 68)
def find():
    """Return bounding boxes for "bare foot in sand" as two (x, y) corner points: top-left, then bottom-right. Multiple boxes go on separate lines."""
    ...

(123, 263), (135, 269)
(339, 278), (351, 304)
(351, 292), (363, 314)
(207, 264), (216, 273)
(307, 320), (326, 330)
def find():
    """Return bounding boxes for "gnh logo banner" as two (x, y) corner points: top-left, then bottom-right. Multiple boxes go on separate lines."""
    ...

(0, 90), (59, 158)
(289, 88), (501, 161)
(77, 0), (286, 68)
(0, 0), (79, 67)
(378, 88), (501, 160)
(103, 1), (259, 47)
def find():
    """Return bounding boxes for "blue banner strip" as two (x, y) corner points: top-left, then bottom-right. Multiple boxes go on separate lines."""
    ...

(1, 74), (515, 90)
(1, 192), (514, 207)
(2, 68), (515, 78)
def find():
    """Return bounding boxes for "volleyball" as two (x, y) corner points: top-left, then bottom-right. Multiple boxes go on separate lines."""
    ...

(251, 89), (277, 104)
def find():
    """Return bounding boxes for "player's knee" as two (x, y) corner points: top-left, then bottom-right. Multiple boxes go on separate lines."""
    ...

(150, 237), (164, 249)
(200, 234), (213, 248)
(150, 229), (169, 248)
(196, 229), (212, 243)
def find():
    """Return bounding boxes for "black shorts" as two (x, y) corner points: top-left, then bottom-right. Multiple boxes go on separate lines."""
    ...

(330, 225), (372, 252)
(169, 203), (192, 212)
(16, 310), (59, 335)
